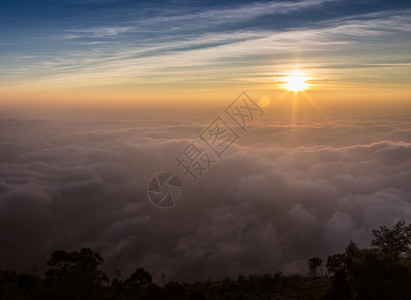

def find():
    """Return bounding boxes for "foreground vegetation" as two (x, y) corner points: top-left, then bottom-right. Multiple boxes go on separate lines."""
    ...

(1, 220), (410, 299)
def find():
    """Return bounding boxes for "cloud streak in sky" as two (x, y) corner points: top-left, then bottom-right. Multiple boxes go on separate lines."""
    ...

(2, 6), (410, 91)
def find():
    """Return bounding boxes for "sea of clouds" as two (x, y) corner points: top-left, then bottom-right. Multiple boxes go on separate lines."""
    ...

(0, 112), (410, 282)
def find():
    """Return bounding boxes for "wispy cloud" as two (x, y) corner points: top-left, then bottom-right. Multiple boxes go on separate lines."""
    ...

(145, 0), (337, 26)
(1, 2), (411, 93)
(58, 0), (338, 40)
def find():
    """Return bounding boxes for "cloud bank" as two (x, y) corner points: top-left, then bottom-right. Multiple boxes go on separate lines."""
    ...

(0, 114), (410, 282)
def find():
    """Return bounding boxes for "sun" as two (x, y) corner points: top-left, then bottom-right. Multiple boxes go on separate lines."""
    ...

(284, 71), (309, 92)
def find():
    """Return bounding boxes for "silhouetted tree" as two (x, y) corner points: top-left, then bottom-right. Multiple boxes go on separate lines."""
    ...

(326, 221), (411, 300)
(372, 219), (411, 256)
(160, 273), (166, 286)
(308, 257), (322, 278)
(326, 254), (344, 276)
(45, 248), (108, 299)
(109, 269), (124, 297)
(127, 267), (152, 288)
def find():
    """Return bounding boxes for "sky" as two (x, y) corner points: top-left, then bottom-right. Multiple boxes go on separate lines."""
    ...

(1, 0), (411, 109)
(0, 0), (411, 282)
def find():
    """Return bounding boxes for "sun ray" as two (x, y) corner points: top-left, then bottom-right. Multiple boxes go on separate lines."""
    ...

(291, 91), (298, 125)
(301, 91), (327, 118)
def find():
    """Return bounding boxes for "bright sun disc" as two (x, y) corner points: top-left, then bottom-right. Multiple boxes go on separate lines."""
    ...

(284, 71), (309, 92)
